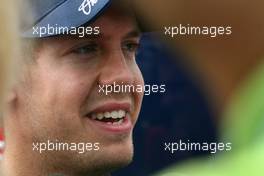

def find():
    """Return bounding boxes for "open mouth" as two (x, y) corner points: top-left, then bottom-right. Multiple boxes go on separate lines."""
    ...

(84, 103), (133, 133)
(89, 110), (127, 125)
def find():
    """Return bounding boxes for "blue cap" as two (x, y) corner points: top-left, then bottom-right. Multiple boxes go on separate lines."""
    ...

(22, 0), (110, 38)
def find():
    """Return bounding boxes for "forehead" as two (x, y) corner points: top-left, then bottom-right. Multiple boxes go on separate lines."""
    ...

(89, 6), (139, 34)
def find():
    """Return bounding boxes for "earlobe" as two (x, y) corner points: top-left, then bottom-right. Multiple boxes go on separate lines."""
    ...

(5, 89), (17, 104)
(2, 88), (18, 121)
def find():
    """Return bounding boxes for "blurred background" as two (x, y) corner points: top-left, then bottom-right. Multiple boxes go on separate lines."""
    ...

(113, 0), (264, 175)
(113, 34), (218, 176)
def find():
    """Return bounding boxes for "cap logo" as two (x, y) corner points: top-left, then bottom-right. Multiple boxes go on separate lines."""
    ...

(78, 0), (98, 15)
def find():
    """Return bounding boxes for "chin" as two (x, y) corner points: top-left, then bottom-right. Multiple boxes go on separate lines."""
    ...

(67, 138), (134, 175)
(49, 144), (134, 176)
(94, 139), (134, 173)
(99, 151), (133, 174)
(108, 140), (134, 163)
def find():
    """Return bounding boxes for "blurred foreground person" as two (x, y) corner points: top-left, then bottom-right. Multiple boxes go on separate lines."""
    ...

(0, 0), (19, 175)
(131, 0), (264, 175)
(0, 0), (19, 110)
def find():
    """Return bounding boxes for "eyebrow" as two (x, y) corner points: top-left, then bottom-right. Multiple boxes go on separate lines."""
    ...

(79, 28), (141, 40)
(123, 29), (141, 39)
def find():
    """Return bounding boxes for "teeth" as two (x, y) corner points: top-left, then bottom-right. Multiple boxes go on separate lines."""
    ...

(113, 119), (124, 125)
(113, 122), (118, 125)
(111, 111), (119, 119)
(118, 110), (125, 117)
(118, 119), (123, 124)
(97, 113), (104, 120)
(91, 110), (126, 121)
(104, 112), (111, 118)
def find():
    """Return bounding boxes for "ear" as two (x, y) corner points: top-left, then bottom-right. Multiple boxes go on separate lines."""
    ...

(5, 88), (17, 105)
(0, 89), (15, 130)
(0, 87), (18, 129)
(4, 87), (18, 116)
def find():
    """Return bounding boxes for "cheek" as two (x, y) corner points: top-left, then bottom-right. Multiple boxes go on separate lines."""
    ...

(49, 69), (96, 109)
(28, 69), (94, 125)
(134, 62), (145, 92)
(132, 65), (144, 114)
(56, 80), (88, 106)
(131, 60), (144, 83)
(25, 79), (93, 140)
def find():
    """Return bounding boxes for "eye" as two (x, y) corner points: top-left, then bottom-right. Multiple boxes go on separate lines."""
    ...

(72, 43), (99, 55)
(122, 42), (140, 53)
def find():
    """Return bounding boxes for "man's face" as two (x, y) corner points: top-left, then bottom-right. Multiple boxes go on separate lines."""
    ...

(16, 9), (144, 175)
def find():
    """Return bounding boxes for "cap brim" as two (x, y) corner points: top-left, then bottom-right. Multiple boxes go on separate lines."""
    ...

(22, 0), (110, 38)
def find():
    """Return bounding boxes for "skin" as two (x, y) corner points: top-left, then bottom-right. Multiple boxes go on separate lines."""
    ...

(3, 8), (144, 176)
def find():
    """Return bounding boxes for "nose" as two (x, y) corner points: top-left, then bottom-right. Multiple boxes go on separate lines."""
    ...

(98, 50), (134, 86)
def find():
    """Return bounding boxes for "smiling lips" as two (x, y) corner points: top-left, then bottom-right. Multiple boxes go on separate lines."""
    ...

(91, 110), (126, 125)
(85, 102), (133, 133)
